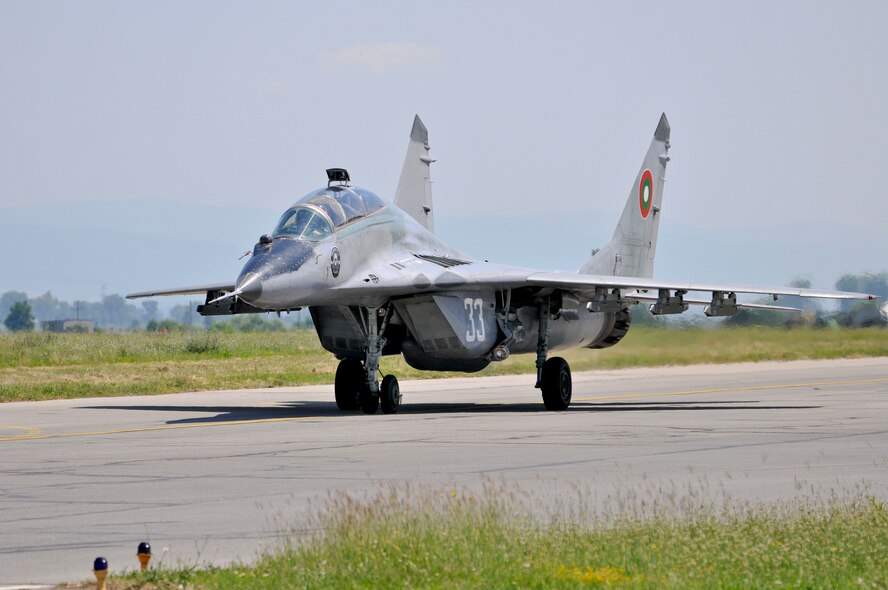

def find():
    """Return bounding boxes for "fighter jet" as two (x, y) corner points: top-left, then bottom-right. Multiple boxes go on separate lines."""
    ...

(128, 114), (876, 414)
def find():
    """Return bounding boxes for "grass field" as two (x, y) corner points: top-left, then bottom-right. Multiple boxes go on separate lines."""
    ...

(2, 326), (887, 402)
(86, 484), (888, 589)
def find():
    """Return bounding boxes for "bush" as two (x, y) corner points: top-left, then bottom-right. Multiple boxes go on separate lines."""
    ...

(183, 333), (221, 354)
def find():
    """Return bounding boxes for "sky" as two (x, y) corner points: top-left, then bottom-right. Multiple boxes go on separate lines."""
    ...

(1, 1), (886, 302)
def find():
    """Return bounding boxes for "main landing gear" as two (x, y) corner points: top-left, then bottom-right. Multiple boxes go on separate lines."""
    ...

(535, 297), (572, 410)
(334, 300), (571, 413)
(334, 306), (401, 415)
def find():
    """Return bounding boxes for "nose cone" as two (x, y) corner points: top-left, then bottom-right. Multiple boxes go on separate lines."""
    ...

(236, 239), (315, 308)
(236, 273), (263, 303)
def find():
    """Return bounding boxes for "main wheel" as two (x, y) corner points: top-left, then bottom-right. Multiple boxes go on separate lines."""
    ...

(541, 356), (572, 411)
(334, 358), (362, 411)
(359, 382), (379, 414)
(379, 374), (401, 414)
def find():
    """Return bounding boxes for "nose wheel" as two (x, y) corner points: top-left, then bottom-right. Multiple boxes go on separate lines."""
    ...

(334, 360), (401, 415)
(334, 358), (363, 411)
(379, 374), (401, 414)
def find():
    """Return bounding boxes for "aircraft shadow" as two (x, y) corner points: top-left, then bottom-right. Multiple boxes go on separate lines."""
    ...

(84, 399), (821, 424)
(396, 401), (821, 415)
(83, 402), (346, 424)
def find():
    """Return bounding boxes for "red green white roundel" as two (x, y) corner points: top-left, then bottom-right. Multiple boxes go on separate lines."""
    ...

(638, 169), (654, 219)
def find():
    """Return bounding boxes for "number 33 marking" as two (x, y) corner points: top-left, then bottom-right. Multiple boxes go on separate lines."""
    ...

(464, 297), (485, 342)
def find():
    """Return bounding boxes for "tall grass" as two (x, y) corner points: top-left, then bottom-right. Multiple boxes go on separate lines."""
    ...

(108, 482), (888, 589)
(0, 331), (321, 368)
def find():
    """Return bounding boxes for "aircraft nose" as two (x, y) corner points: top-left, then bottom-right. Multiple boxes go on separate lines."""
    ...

(236, 273), (263, 303)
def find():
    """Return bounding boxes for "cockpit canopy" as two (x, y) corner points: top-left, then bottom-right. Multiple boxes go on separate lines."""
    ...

(272, 186), (386, 241)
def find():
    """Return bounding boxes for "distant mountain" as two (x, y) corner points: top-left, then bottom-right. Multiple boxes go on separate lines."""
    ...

(0, 199), (277, 301)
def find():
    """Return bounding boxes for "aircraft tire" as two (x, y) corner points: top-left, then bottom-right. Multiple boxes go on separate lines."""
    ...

(334, 358), (362, 411)
(359, 383), (379, 415)
(379, 374), (401, 414)
(541, 357), (572, 411)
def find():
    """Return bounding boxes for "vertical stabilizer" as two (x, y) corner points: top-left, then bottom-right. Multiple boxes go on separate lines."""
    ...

(579, 113), (671, 278)
(394, 115), (435, 233)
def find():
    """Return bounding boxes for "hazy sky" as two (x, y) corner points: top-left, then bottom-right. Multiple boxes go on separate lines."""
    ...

(1, 1), (886, 299)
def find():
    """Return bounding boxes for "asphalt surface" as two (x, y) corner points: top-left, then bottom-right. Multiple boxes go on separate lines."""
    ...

(1, 357), (887, 586)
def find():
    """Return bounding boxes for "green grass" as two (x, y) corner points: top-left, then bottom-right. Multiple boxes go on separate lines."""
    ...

(2, 326), (886, 402)
(95, 484), (888, 589)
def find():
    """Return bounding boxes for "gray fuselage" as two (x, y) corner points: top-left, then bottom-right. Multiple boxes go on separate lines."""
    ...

(236, 195), (626, 371)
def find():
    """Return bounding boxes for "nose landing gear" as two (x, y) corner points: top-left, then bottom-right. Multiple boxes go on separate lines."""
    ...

(334, 306), (401, 415)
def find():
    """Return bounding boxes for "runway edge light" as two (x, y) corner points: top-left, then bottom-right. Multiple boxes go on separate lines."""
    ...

(138, 541), (152, 571)
(93, 557), (108, 590)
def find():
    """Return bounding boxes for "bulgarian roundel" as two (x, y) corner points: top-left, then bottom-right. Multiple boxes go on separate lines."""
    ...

(639, 169), (654, 219)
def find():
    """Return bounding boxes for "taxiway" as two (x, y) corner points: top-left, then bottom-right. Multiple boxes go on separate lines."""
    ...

(1, 357), (887, 585)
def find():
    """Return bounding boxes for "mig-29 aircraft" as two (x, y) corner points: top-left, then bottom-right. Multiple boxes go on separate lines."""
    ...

(128, 114), (876, 414)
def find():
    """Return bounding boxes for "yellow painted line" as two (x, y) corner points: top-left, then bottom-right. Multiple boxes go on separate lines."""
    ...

(0, 424), (43, 437)
(575, 377), (888, 402)
(0, 415), (323, 442)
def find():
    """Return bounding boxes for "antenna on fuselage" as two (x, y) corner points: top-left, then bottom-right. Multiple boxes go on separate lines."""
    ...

(326, 168), (350, 187)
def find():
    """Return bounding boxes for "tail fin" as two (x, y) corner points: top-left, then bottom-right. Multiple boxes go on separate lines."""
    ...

(394, 115), (435, 233)
(579, 113), (671, 278)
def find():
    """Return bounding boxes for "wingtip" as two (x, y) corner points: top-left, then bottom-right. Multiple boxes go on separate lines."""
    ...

(654, 112), (670, 141)
(410, 114), (429, 143)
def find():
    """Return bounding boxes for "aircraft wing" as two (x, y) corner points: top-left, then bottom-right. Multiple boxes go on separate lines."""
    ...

(523, 272), (876, 301)
(126, 282), (236, 299)
(329, 261), (876, 304)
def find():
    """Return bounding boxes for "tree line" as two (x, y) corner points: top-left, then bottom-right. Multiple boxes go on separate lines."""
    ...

(2, 272), (886, 333)
(0, 290), (311, 332)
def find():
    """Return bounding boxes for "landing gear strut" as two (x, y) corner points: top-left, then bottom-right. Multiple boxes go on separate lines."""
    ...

(535, 297), (572, 410)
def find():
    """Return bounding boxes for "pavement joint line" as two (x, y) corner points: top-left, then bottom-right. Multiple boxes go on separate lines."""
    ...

(0, 415), (323, 443)
(575, 377), (888, 402)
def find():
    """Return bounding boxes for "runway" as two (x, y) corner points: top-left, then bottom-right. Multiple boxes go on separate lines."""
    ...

(2, 357), (887, 586)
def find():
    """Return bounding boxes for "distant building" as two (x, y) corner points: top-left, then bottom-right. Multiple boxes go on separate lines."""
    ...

(42, 319), (96, 333)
